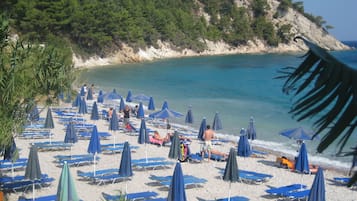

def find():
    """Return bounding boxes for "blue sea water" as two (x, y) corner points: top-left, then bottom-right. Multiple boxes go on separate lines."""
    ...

(79, 49), (357, 170)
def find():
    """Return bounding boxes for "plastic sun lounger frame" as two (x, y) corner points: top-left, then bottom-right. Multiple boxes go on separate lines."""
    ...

(91, 173), (131, 185)
(35, 143), (72, 151)
(215, 196), (250, 201)
(18, 194), (57, 201)
(77, 168), (118, 179)
(132, 161), (174, 170)
(159, 177), (208, 189)
(265, 184), (307, 196)
(282, 189), (310, 200)
(54, 154), (94, 161)
(57, 156), (100, 167)
(1, 177), (55, 193)
(131, 157), (166, 164)
(101, 145), (139, 154)
(102, 191), (159, 201)
(239, 170), (273, 183)
(0, 174), (48, 184)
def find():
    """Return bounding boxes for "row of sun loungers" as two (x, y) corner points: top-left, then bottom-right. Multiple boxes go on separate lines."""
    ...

(149, 174), (207, 189)
(102, 191), (165, 201)
(54, 154), (100, 167)
(0, 176), (55, 193)
(265, 183), (310, 200)
(0, 158), (28, 172)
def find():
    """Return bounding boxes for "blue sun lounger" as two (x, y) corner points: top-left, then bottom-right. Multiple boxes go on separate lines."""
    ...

(132, 157), (166, 164)
(35, 142), (72, 151)
(215, 196), (249, 201)
(133, 161), (174, 170)
(77, 131), (112, 139)
(57, 156), (100, 167)
(282, 189), (310, 200)
(0, 174), (48, 184)
(54, 154), (93, 161)
(0, 158), (28, 171)
(333, 177), (350, 184)
(101, 145), (139, 154)
(18, 194), (57, 201)
(102, 191), (159, 201)
(160, 177), (207, 188)
(92, 173), (131, 185)
(1, 177), (55, 193)
(77, 168), (118, 179)
(265, 184), (307, 196)
(239, 170), (273, 183)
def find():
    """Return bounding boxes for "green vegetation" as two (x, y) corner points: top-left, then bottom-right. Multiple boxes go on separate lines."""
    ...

(0, 15), (74, 148)
(2, 0), (301, 56)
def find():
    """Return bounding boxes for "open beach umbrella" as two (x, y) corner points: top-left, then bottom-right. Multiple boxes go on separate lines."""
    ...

(149, 108), (183, 119)
(87, 87), (93, 100)
(104, 89), (121, 104)
(126, 90), (132, 102)
(237, 129), (252, 157)
(168, 131), (180, 160)
(25, 145), (42, 201)
(119, 141), (133, 177)
(279, 127), (316, 141)
(167, 162), (187, 201)
(4, 137), (18, 178)
(136, 102), (145, 119)
(161, 101), (169, 110)
(246, 116), (257, 140)
(72, 93), (81, 107)
(87, 125), (101, 176)
(185, 106), (193, 124)
(97, 90), (104, 103)
(109, 109), (119, 147)
(90, 101), (99, 121)
(308, 167), (325, 201)
(223, 148), (240, 201)
(132, 94), (151, 102)
(119, 96), (125, 112)
(212, 112), (223, 131)
(56, 161), (79, 201)
(295, 142), (310, 174)
(148, 97), (155, 111)
(197, 118), (207, 141)
(78, 97), (88, 114)
(44, 108), (55, 144)
(138, 119), (150, 161)
(64, 122), (78, 157)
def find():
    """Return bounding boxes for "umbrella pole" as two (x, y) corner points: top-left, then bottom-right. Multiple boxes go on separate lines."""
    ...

(32, 182), (35, 201)
(93, 153), (96, 176)
(113, 131), (116, 148)
(11, 163), (14, 178)
(228, 182), (231, 201)
(145, 143), (148, 163)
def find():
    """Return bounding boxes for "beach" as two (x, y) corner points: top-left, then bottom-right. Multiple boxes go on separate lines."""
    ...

(4, 100), (356, 201)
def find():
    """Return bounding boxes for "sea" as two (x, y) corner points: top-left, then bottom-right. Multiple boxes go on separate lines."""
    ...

(79, 45), (357, 171)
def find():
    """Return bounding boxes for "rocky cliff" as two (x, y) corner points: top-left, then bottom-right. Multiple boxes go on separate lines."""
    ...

(73, 0), (349, 68)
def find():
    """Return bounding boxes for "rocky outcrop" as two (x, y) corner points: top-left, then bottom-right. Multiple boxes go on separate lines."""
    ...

(73, 0), (349, 68)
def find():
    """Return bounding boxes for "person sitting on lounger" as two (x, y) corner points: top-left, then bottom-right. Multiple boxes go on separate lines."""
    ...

(153, 131), (171, 144)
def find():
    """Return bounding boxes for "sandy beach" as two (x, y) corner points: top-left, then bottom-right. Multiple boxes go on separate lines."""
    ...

(4, 100), (356, 201)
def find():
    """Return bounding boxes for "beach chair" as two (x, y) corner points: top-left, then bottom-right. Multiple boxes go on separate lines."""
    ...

(101, 145), (139, 154)
(57, 156), (99, 167)
(215, 196), (249, 201)
(77, 168), (118, 180)
(1, 177), (55, 193)
(77, 131), (112, 139)
(54, 154), (93, 161)
(187, 153), (204, 163)
(159, 177), (207, 189)
(0, 174), (48, 184)
(239, 170), (273, 183)
(18, 195), (56, 201)
(282, 189), (310, 200)
(102, 191), (159, 201)
(91, 173), (131, 185)
(35, 142), (72, 151)
(333, 177), (350, 184)
(0, 158), (28, 171)
(131, 157), (166, 164)
(149, 174), (198, 183)
(133, 161), (174, 170)
(265, 184), (307, 196)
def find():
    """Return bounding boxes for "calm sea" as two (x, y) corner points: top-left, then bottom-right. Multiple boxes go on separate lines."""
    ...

(79, 49), (357, 170)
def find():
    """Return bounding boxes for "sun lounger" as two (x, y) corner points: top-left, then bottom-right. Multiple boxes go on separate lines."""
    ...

(215, 196), (249, 201)
(159, 177), (207, 188)
(282, 189), (310, 200)
(35, 142), (72, 151)
(239, 170), (273, 183)
(265, 184), (307, 196)
(102, 191), (159, 201)
(188, 153), (204, 163)
(0, 159), (27, 171)
(0, 174), (48, 184)
(132, 157), (166, 164)
(56, 156), (99, 167)
(54, 154), (93, 161)
(18, 194), (57, 201)
(77, 168), (118, 179)
(101, 145), (139, 154)
(201, 152), (227, 162)
(1, 177), (55, 193)
(333, 177), (350, 184)
(149, 174), (198, 182)
(91, 173), (131, 185)
(133, 161), (174, 170)
(77, 131), (112, 139)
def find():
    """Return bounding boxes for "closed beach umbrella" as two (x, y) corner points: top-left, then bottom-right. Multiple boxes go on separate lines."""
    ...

(223, 148), (240, 201)
(119, 142), (133, 177)
(87, 87), (93, 100)
(126, 90), (132, 102)
(119, 96), (125, 112)
(90, 101), (99, 121)
(72, 93), (81, 107)
(29, 105), (40, 122)
(56, 161), (79, 201)
(212, 112), (223, 131)
(237, 130), (252, 157)
(161, 101), (169, 110)
(138, 119), (149, 144)
(148, 97), (155, 111)
(109, 109), (119, 147)
(65, 92), (71, 103)
(25, 145), (42, 200)
(295, 142), (310, 174)
(97, 90), (104, 103)
(185, 106), (193, 124)
(64, 122), (77, 157)
(44, 108), (54, 144)
(308, 167), (325, 201)
(197, 118), (206, 141)
(167, 162), (187, 201)
(87, 125), (101, 175)
(80, 86), (85, 96)
(78, 97), (88, 114)
(136, 102), (145, 119)
(279, 127), (315, 141)
(168, 131), (180, 160)
(4, 137), (18, 178)
(246, 116), (257, 140)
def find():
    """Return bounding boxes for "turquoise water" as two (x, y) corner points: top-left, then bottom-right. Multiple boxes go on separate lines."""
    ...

(79, 50), (357, 169)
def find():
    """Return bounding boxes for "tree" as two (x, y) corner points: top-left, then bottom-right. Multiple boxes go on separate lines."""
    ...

(276, 36), (357, 186)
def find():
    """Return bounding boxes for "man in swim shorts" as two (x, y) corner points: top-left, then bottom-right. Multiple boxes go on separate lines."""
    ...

(202, 125), (215, 162)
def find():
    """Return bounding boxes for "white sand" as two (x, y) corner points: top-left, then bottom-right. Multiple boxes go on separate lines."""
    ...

(6, 101), (356, 201)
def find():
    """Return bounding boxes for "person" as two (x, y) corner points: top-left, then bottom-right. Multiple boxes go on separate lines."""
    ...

(83, 84), (88, 96)
(123, 105), (130, 127)
(152, 131), (171, 145)
(202, 125), (215, 162)
(107, 107), (113, 120)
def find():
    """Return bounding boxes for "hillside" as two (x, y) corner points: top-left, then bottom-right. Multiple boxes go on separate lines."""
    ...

(2, 0), (349, 68)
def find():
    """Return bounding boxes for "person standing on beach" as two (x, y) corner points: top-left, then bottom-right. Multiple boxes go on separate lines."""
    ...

(202, 125), (214, 162)
(123, 105), (130, 127)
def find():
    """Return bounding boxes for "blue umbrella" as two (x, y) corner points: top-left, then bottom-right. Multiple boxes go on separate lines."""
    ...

(4, 137), (18, 178)
(149, 108), (183, 119)
(126, 90), (132, 102)
(44, 108), (54, 144)
(119, 141), (133, 177)
(168, 131), (180, 159)
(72, 93), (81, 107)
(197, 118), (206, 141)
(78, 97), (88, 114)
(237, 129), (252, 157)
(148, 97), (155, 111)
(90, 101), (100, 121)
(132, 94), (150, 102)
(64, 122), (78, 157)
(185, 106), (193, 124)
(308, 167), (325, 201)
(104, 89), (121, 103)
(138, 119), (149, 144)
(223, 148), (240, 201)
(167, 162), (187, 201)
(279, 127), (316, 141)
(136, 102), (145, 119)
(162, 101), (169, 110)
(246, 117), (257, 140)
(212, 112), (223, 131)
(65, 92), (72, 103)
(87, 125), (101, 175)
(109, 109), (119, 147)
(56, 161), (79, 201)
(295, 142), (310, 174)
(80, 86), (85, 96)
(25, 145), (42, 200)
(119, 96), (125, 112)
(29, 105), (40, 122)
(97, 90), (104, 103)
(87, 87), (93, 100)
